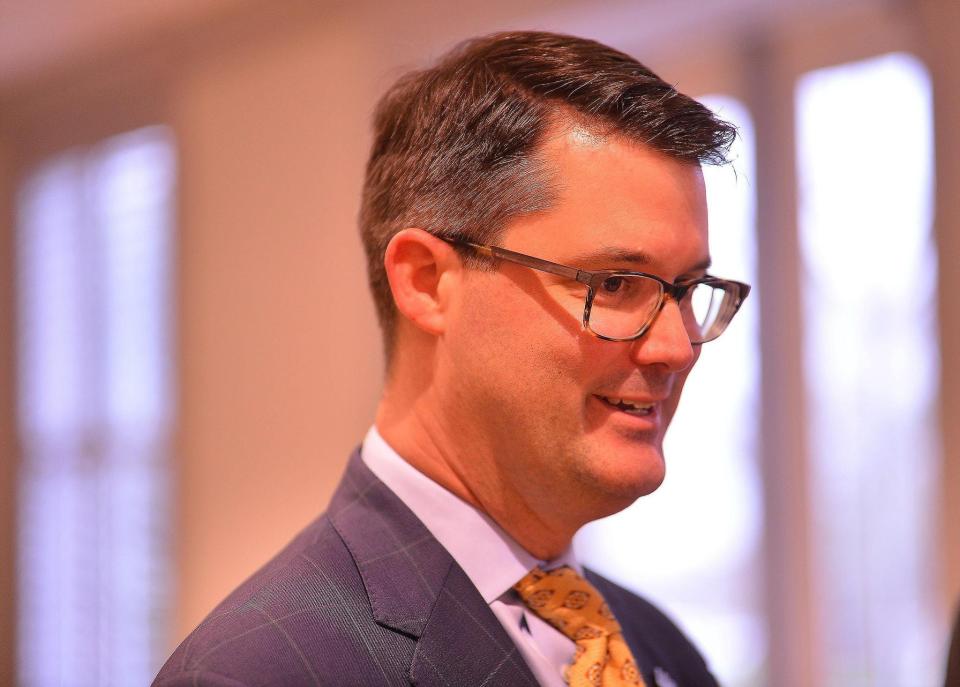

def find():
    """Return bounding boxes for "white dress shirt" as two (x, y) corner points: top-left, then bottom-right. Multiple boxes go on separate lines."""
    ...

(361, 426), (578, 687)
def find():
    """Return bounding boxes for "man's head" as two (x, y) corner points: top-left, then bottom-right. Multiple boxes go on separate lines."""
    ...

(360, 31), (735, 356)
(363, 31), (739, 554)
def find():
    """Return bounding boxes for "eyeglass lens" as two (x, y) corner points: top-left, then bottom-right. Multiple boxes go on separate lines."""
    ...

(588, 276), (737, 343)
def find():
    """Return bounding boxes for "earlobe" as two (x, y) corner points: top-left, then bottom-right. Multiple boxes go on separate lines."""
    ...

(383, 228), (460, 337)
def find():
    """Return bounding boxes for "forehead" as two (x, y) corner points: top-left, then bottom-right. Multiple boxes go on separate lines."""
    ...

(501, 125), (710, 275)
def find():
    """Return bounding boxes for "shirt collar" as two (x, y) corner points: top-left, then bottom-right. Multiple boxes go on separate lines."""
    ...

(361, 425), (580, 604)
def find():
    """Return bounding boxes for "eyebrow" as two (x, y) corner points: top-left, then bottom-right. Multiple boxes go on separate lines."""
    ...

(566, 246), (713, 274)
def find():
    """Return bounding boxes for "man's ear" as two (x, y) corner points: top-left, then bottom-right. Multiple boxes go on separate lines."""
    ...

(383, 228), (462, 336)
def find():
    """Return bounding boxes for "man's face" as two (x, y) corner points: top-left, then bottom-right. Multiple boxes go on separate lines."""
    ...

(440, 126), (710, 523)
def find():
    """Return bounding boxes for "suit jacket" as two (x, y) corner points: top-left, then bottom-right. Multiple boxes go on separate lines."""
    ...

(946, 605), (960, 687)
(154, 450), (719, 686)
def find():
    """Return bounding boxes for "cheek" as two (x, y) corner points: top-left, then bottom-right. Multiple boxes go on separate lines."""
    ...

(445, 284), (531, 405)
(449, 280), (589, 403)
(451, 281), (524, 363)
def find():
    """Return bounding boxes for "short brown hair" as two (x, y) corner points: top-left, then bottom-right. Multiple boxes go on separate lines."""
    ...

(359, 31), (736, 357)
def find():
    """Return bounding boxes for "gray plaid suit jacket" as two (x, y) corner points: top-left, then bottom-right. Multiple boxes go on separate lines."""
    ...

(153, 450), (719, 686)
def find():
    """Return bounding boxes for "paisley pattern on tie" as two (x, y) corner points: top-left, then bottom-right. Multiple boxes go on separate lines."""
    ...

(514, 566), (645, 687)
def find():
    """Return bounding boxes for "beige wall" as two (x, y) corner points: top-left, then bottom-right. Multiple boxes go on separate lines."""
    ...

(171, 9), (384, 636)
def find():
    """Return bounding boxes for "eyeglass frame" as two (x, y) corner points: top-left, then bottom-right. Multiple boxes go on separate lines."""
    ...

(440, 236), (751, 344)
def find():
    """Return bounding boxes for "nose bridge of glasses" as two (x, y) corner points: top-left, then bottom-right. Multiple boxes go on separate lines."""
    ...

(662, 279), (693, 304)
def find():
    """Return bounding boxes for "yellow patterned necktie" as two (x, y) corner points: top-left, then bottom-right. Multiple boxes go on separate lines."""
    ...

(513, 566), (646, 687)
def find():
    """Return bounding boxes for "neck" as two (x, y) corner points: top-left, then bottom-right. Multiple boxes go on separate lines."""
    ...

(375, 385), (578, 561)
(377, 330), (613, 560)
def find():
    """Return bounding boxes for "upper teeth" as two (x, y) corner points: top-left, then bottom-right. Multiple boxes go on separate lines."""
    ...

(603, 396), (653, 410)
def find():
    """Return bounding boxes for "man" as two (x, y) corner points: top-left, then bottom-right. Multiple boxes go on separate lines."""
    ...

(155, 31), (748, 687)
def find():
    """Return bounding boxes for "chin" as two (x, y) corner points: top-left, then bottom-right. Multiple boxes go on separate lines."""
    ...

(578, 441), (667, 513)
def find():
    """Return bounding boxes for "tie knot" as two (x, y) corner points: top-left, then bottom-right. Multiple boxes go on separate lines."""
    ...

(513, 565), (621, 641)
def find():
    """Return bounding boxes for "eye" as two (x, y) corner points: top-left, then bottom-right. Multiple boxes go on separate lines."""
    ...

(601, 276), (625, 293)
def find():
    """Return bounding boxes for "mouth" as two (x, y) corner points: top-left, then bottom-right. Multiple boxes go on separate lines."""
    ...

(595, 395), (656, 416)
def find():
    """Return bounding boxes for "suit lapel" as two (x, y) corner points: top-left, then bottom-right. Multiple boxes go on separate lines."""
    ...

(409, 562), (539, 687)
(329, 451), (538, 687)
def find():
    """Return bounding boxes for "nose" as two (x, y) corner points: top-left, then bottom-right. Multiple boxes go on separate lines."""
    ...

(628, 299), (697, 372)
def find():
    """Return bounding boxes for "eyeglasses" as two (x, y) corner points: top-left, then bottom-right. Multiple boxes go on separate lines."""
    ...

(442, 237), (750, 344)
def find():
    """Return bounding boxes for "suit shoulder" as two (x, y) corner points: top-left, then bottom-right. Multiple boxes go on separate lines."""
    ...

(586, 569), (720, 687)
(153, 514), (412, 686)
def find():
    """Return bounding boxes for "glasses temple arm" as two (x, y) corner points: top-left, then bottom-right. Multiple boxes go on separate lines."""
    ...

(471, 243), (587, 283)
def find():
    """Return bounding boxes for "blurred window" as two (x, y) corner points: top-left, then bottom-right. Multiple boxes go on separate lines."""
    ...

(796, 52), (940, 685)
(16, 126), (176, 686)
(576, 96), (764, 687)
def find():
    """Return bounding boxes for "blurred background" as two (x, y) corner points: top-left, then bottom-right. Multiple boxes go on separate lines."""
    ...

(0, 0), (957, 685)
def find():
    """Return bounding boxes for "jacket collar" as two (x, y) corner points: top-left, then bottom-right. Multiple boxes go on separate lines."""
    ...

(328, 449), (451, 637)
(328, 450), (539, 686)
